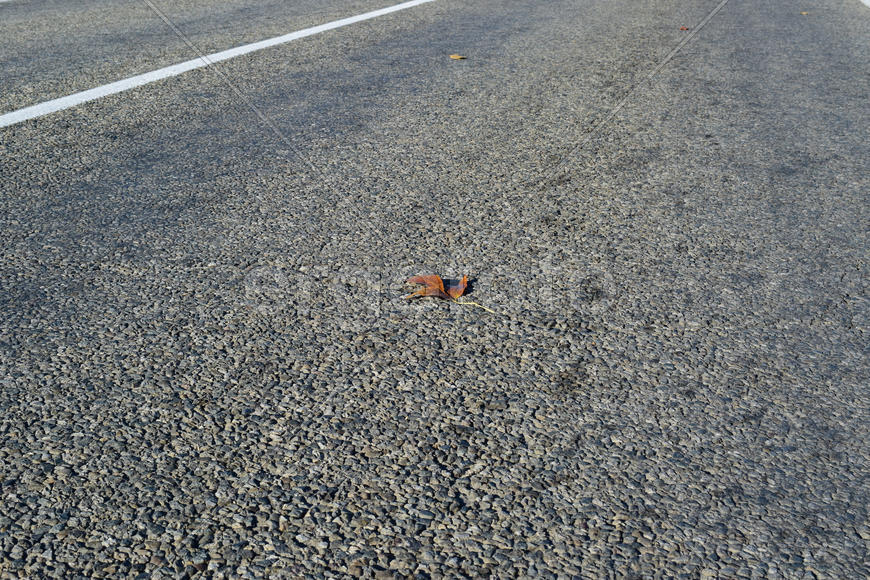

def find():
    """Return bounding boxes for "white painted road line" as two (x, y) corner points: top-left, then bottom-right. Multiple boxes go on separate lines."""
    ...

(0, 0), (435, 128)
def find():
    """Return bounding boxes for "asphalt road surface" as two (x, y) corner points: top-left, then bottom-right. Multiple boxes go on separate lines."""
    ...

(1, 0), (868, 577)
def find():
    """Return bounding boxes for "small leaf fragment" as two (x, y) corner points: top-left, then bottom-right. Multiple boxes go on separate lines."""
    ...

(679, 26), (689, 31)
(449, 54), (467, 60)
(446, 275), (468, 299)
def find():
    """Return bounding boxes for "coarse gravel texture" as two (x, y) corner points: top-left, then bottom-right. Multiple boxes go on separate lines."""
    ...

(1, 0), (868, 578)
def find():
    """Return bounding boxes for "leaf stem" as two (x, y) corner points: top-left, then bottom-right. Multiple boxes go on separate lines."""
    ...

(453, 299), (502, 315)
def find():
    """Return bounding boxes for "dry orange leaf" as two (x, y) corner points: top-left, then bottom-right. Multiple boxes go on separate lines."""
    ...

(679, 26), (689, 31)
(449, 54), (467, 60)
(405, 275), (468, 300)
(405, 275), (449, 299)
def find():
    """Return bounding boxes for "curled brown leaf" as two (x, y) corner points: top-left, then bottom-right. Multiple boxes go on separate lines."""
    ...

(405, 274), (468, 300)
(405, 275), (450, 299)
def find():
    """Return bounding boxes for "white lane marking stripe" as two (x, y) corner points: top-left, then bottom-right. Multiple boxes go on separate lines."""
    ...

(0, 0), (435, 128)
